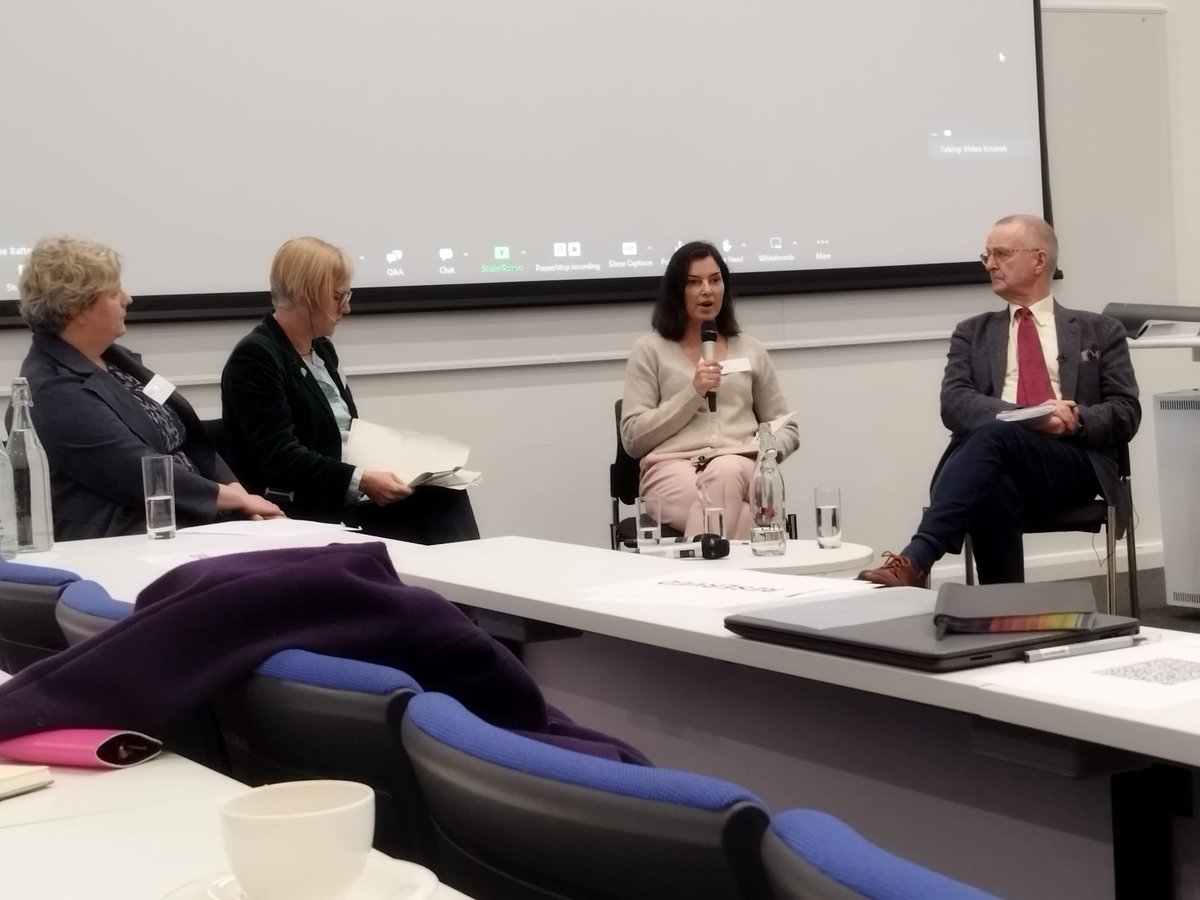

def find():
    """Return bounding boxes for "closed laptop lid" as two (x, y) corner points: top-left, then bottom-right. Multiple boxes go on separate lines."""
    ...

(724, 588), (1140, 672)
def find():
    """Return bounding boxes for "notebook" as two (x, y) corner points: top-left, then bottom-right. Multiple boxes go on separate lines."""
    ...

(933, 581), (1097, 638)
(723, 588), (1140, 672)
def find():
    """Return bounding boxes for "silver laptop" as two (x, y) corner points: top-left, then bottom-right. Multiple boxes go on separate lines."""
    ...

(723, 587), (1140, 672)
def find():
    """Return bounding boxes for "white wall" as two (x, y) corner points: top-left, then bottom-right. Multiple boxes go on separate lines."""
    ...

(1, 5), (1194, 585)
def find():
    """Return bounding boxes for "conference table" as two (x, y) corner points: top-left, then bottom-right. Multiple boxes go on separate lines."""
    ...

(0, 674), (470, 900)
(13, 522), (1200, 899)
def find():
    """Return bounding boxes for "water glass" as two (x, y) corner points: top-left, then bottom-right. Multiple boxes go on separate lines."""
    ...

(750, 523), (786, 556)
(635, 496), (662, 553)
(220, 780), (374, 900)
(141, 454), (176, 540)
(814, 486), (842, 549)
(702, 507), (725, 539)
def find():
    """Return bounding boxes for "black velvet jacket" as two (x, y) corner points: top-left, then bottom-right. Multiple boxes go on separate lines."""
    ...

(221, 315), (358, 521)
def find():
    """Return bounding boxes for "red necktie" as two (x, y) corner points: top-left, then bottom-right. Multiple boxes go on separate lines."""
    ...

(1016, 308), (1054, 405)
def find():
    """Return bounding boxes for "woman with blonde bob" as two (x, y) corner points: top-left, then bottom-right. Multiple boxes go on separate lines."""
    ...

(18, 236), (283, 539)
(220, 237), (479, 543)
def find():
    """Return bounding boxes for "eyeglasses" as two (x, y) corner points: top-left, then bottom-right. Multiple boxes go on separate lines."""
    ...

(979, 248), (1041, 265)
(334, 289), (353, 305)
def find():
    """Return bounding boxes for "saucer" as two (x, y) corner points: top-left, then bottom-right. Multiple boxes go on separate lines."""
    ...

(163, 855), (439, 900)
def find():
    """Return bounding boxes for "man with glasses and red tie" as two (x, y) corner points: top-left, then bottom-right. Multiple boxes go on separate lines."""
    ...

(857, 214), (1140, 587)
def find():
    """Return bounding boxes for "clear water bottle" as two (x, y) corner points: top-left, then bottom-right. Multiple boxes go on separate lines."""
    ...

(0, 445), (18, 559)
(750, 423), (787, 557)
(8, 377), (54, 552)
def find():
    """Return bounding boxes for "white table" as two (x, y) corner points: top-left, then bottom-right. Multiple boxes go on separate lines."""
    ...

(387, 537), (1200, 900)
(0, 752), (470, 900)
(640, 537), (872, 576)
(16, 529), (1200, 898)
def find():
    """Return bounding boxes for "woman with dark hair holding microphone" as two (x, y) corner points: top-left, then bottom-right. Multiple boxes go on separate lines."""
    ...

(620, 241), (798, 539)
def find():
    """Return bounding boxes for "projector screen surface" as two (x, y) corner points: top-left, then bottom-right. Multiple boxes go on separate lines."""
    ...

(1, 0), (1046, 316)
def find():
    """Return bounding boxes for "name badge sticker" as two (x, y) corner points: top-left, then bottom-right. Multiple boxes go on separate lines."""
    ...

(720, 357), (752, 374)
(142, 374), (177, 405)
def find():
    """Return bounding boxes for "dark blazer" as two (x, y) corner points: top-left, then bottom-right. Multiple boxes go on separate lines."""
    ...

(221, 315), (358, 521)
(19, 334), (233, 540)
(938, 301), (1141, 526)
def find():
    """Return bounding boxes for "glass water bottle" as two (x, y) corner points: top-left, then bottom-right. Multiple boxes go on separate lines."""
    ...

(8, 377), (54, 552)
(750, 423), (786, 557)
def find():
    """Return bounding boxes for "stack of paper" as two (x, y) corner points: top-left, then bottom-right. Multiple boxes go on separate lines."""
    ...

(345, 420), (482, 490)
(996, 402), (1056, 423)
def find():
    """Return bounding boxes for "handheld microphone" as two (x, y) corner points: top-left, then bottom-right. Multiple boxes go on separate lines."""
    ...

(700, 319), (718, 412)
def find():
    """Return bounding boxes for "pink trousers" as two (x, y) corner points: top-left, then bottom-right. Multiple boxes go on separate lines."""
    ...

(640, 455), (756, 539)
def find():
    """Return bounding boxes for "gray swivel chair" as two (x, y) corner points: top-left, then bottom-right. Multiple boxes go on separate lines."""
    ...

(0, 558), (78, 673)
(762, 808), (999, 899)
(213, 649), (436, 867)
(402, 691), (770, 900)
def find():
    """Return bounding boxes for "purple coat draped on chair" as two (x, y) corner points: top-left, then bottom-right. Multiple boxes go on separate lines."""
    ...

(0, 542), (649, 764)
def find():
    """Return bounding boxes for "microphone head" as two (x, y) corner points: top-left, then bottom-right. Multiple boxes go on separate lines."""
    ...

(700, 320), (718, 343)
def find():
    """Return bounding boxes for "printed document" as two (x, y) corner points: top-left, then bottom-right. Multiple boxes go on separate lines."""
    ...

(346, 419), (482, 489)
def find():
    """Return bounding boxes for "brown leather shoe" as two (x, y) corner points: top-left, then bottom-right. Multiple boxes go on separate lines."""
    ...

(857, 552), (929, 588)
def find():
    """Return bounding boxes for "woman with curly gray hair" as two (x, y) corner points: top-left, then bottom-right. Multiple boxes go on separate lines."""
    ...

(18, 236), (282, 539)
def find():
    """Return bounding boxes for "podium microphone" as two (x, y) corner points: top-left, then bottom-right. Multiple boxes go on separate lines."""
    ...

(700, 319), (718, 412)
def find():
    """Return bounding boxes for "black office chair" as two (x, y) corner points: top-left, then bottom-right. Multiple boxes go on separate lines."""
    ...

(402, 691), (771, 900)
(0, 559), (78, 673)
(609, 399), (684, 550)
(200, 417), (235, 466)
(214, 649), (436, 866)
(961, 444), (1139, 618)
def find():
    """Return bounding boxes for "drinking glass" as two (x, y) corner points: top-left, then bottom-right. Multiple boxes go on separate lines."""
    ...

(141, 455), (176, 540)
(814, 486), (842, 549)
(702, 507), (726, 539)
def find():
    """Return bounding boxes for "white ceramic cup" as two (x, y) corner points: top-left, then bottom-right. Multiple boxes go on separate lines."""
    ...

(219, 780), (375, 900)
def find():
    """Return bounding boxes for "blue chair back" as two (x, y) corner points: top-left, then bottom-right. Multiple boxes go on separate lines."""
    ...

(214, 649), (434, 866)
(0, 558), (79, 672)
(401, 691), (770, 900)
(55, 579), (132, 645)
(762, 809), (1000, 900)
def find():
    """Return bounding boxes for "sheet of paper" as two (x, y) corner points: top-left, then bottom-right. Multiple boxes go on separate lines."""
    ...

(416, 469), (482, 490)
(177, 519), (359, 537)
(741, 589), (935, 630)
(975, 640), (1200, 709)
(579, 569), (874, 609)
(345, 419), (472, 486)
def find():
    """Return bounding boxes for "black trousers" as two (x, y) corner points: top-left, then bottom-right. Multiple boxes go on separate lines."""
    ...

(343, 486), (480, 545)
(906, 420), (1100, 583)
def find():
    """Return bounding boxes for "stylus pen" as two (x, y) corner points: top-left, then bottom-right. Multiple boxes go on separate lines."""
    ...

(1024, 634), (1149, 663)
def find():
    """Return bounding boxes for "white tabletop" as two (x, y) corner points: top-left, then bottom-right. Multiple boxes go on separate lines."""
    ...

(14, 520), (415, 602)
(389, 536), (1200, 771)
(0, 752), (469, 900)
(18, 528), (1200, 771)
(640, 537), (872, 576)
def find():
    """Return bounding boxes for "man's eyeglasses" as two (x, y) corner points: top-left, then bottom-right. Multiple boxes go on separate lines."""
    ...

(979, 248), (1041, 265)
(335, 289), (353, 305)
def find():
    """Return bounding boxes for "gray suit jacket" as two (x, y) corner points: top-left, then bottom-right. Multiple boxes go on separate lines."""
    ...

(938, 301), (1141, 530)
(19, 334), (235, 540)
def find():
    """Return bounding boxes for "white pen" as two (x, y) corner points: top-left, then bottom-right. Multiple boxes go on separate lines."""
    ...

(1024, 634), (1149, 663)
